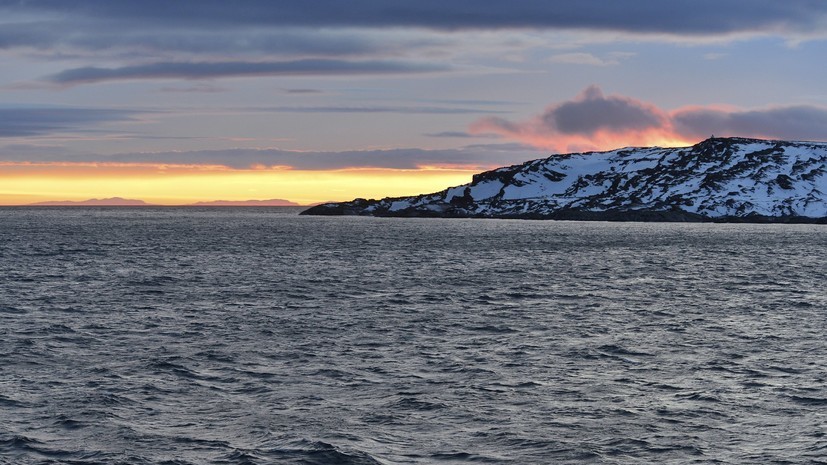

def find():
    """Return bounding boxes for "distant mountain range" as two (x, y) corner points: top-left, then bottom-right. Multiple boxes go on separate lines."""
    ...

(28, 197), (150, 206)
(302, 137), (827, 222)
(26, 198), (303, 207)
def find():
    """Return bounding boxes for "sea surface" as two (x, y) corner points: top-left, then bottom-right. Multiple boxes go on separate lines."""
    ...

(1, 207), (826, 465)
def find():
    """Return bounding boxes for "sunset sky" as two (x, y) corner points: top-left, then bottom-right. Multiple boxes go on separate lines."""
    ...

(2, 1), (827, 205)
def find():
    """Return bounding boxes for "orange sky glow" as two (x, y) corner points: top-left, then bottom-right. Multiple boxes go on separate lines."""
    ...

(0, 129), (694, 206)
(0, 162), (478, 206)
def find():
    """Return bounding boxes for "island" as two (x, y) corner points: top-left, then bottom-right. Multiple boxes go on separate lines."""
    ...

(28, 197), (151, 206)
(302, 137), (827, 223)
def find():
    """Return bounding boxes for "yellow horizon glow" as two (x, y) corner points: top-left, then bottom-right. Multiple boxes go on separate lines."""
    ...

(0, 163), (478, 206)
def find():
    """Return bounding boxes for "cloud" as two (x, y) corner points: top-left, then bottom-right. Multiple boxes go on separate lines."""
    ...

(0, 19), (450, 58)
(0, 107), (140, 137)
(5, 2), (823, 92)
(240, 106), (508, 115)
(46, 59), (447, 85)
(471, 85), (827, 151)
(418, 98), (522, 106)
(471, 86), (673, 151)
(673, 105), (827, 141)
(0, 144), (75, 158)
(5, 1), (826, 36)
(550, 85), (666, 134)
(0, 145), (543, 171)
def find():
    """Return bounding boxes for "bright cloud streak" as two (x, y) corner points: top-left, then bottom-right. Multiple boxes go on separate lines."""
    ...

(45, 60), (448, 86)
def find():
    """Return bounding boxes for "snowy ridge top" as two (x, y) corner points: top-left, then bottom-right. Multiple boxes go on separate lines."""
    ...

(303, 137), (827, 220)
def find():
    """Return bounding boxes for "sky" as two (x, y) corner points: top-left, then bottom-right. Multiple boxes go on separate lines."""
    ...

(2, 0), (827, 205)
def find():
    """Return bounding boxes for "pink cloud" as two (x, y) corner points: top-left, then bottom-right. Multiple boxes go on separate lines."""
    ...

(471, 86), (827, 152)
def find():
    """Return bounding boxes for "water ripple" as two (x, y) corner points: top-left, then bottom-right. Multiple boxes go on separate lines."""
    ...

(1, 207), (826, 464)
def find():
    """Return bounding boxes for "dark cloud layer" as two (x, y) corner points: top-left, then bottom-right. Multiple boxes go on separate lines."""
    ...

(4, 1), (825, 35)
(0, 107), (139, 137)
(545, 85), (665, 135)
(673, 106), (827, 141)
(0, 102), (500, 143)
(0, 21), (436, 58)
(47, 60), (446, 85)
(4, 1), (824, 88)
(0, 145), (542, 171)
(244, 106), (508, 115)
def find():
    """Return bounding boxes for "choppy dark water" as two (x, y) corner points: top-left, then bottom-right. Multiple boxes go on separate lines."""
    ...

(1, 207), (826, 464)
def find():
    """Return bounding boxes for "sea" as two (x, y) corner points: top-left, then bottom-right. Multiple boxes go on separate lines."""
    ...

(1, 207), (826, 465)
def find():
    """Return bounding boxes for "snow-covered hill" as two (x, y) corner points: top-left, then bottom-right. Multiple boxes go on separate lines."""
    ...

(302, 137), (827, 222)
